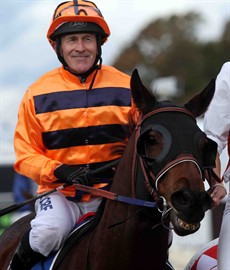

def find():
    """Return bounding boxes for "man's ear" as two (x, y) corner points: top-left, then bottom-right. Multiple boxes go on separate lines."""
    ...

(51, 41), (57, 52)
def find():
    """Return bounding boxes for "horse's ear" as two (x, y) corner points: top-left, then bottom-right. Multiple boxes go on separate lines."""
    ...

(131, 69), (157, 114)
(184, 78), (216, 117)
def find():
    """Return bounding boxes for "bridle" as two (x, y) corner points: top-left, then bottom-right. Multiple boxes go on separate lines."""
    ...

(132, 106), (210, 205)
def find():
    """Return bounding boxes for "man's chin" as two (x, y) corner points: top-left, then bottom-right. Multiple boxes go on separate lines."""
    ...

(68, 66), (92, 75)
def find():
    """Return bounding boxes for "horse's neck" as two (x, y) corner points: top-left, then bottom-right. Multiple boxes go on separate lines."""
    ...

(88, 132), (169, 270)
(110, 132), (136, 196)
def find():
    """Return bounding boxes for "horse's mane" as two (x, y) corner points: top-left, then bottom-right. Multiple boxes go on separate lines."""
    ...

(111, 113), (137, 157)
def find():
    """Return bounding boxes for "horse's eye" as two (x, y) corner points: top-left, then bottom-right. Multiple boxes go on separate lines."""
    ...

(145, 131), (164, 158)
(146, 135), (157, 145)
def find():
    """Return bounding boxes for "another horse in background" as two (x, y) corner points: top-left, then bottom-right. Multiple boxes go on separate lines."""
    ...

(0, 69), (218, 270)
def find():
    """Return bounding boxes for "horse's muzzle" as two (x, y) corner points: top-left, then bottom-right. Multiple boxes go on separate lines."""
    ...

(170, 189), (212, 224)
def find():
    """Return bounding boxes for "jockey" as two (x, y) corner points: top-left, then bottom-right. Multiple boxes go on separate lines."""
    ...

(203, 61), (230, 269)
(9, 1), (139, 269)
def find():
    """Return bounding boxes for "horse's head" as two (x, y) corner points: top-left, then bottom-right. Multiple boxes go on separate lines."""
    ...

(131, 69), (218, 236)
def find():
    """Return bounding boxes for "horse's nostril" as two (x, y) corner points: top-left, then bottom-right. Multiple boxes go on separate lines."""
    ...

(170, 189), (210, 224)
(171, 190), (195, 209)
(180, 194), (190, 206)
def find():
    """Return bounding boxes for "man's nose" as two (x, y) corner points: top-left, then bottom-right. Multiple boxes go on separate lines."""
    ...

(75, 40), (85, 51)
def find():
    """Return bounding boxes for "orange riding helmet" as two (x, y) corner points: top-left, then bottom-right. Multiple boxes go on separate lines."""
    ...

(47, 0), (111, 76)
(47, 0), (110, 45)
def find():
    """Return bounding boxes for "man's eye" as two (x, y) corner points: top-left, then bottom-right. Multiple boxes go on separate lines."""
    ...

(85, 37), (92, 42)
(67, 38), (75, 42)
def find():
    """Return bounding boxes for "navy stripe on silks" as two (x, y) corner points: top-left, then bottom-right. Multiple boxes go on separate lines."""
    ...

(116, 195), (157, 208)
(42, 124), (129, 149)
(34, 87), (131, 114)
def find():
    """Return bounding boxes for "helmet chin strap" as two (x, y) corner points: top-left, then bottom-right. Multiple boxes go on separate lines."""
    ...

(56, 35), (102, 81)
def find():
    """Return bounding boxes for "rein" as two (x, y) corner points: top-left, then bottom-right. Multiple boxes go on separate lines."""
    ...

(0, 159), (159, 218)
(73, 183), (158, 209)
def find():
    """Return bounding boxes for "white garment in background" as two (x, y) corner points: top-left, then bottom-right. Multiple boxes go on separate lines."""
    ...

(203, 62), (230, 156)
(204, 62), (230, 270)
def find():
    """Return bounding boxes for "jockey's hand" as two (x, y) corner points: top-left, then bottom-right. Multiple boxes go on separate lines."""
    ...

(209, 183), (227, 208)
(54, 164), (93, 186)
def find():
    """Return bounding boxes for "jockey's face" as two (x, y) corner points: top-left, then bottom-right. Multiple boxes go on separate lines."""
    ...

(60, 33), (97, 74)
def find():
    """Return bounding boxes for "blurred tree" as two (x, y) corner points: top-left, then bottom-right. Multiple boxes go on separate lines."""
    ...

(112, 12), (230, 104)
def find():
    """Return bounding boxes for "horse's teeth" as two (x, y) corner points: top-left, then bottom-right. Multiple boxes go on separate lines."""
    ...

(177, 218), (198, 231)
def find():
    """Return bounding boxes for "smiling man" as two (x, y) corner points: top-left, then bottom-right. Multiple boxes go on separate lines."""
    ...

(10, 1), (139, 269)
(60, 33), (98, 74)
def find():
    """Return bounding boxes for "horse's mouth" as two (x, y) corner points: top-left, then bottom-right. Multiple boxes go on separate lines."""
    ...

(171, 214), (200, 236)
(177, 217), (200, 232)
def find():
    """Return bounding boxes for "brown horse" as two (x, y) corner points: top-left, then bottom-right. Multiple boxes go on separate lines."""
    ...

(0, 69), (218, 270)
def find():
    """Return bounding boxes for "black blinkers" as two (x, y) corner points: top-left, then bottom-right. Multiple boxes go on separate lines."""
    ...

(136, 110), (218, 176)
